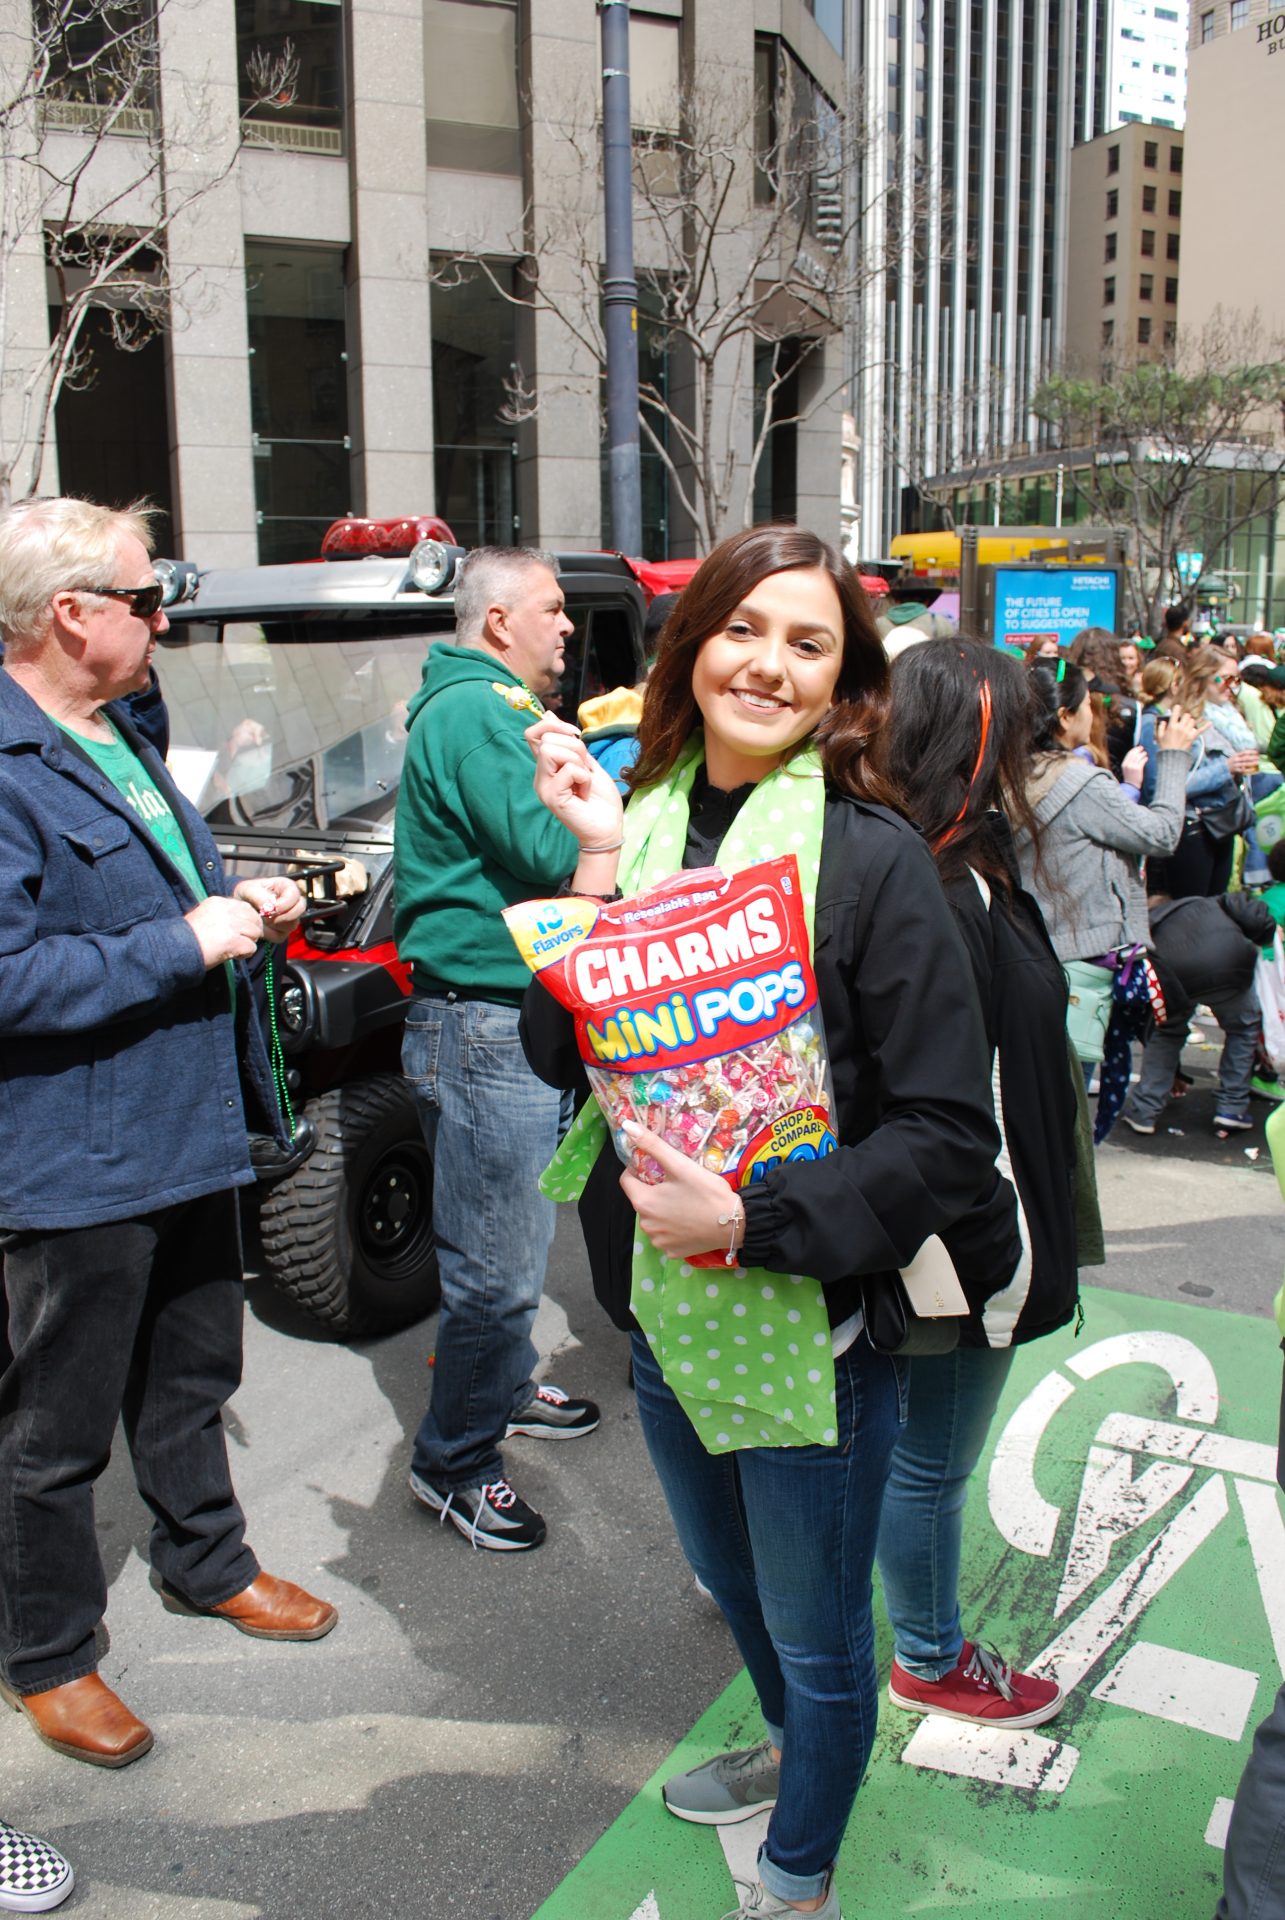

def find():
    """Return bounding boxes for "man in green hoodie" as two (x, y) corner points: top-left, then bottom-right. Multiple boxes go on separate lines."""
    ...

(394, 548), (600, 1553)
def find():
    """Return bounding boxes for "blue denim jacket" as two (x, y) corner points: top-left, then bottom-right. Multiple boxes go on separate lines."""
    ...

(0, 669), (284, 1230)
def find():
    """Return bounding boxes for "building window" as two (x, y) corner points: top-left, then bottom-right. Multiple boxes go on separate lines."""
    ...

(1142, 185), (1157, 212)
(761, 49), (844, 251)
(430, 261), (518, 549)
(753, 343), (799, 524)
(803, 0), (844, 53)
(1105, 232), (1117, 262)
(1166, 231), (1180, 261)
(1169, 189), (1182, 216)
(631, 14), (681, 136)
(1165, 276), (1178, 303)
(1107, 143), (1120, 174)
(1170, 145), (1183, 172)
(37, 0), (156, 123)
(237, 0), (343, 154)
(245, 242), (349, 565)
(1104, 276), (1115, 306)
(424, 0), (519, 174)
(754, 36), (777, 206)
(1200, 9), (1215, 41)
(1102, 319), (1115, 349)
(1106, 188), (1119, 219)
(1143, 139), (1158, 168)
(1140, 274), (1153, 300)
(1154, 6), (1178, 18)
(1230, 0), (1248, 27)
(1163, 320), (1177, 347)
(1138, 316), (1152, 345)
(1141, 229), (1155, 256)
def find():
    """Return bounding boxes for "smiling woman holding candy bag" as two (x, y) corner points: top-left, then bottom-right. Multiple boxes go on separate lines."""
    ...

(517, 524), (1003, 1920)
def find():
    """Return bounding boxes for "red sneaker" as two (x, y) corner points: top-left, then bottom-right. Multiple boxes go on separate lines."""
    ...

(889, 1641), (1064, 1729)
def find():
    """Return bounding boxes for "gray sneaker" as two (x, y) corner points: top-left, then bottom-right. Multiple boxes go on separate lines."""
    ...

(662, 1739), (779, 1826)
(409, 1470), (545, 1551)
(720, 1873), (840, 1920)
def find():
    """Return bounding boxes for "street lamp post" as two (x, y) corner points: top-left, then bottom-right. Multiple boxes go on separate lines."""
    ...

(600, 0), (643, 556)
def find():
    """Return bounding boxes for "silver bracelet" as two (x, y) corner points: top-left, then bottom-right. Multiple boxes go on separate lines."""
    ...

(580, 839), (624, 855)
(717, 1198), (745, 1268)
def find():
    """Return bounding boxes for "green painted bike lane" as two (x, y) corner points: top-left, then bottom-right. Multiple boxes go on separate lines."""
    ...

(534, 1286), (1284, 1920)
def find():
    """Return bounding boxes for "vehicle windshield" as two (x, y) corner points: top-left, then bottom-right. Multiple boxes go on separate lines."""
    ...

(156, 617), (441, 837)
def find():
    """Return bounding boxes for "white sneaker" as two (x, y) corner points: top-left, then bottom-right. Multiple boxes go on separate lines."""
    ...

(0, 1819), (74, 1912)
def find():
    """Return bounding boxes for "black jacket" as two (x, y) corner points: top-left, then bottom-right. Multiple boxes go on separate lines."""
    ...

(1149, 892), (1273, 1018)
(941, 853), (1079, 1347)
(521, 788), (1008, 1334)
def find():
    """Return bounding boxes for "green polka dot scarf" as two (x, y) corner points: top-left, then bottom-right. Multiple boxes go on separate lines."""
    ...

(541, 736), (838, 1454)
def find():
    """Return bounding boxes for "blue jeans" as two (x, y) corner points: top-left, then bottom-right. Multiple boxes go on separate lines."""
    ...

(402, 995), (562, 1489)
(631, 1329), (906, 1904)
(877, 1344), (1016, 1679)
(1243, 771), (1283, 885)
(1127, 982), (1260, 1124)
(0, 1191), (258, 1693)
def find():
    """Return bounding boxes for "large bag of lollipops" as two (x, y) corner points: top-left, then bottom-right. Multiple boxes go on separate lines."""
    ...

(503, 855), (837, 1268)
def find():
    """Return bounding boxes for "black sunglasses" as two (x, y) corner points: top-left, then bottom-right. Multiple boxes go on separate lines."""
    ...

(83, 582), (165, 619)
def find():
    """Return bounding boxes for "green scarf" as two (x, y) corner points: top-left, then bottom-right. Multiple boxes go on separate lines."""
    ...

(541, 738), (837, 1454)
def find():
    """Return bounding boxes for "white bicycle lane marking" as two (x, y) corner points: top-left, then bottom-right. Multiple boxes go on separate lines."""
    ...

(903, 1330), (1282, 1826)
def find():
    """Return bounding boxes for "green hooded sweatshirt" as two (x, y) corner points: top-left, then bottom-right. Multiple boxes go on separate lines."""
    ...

(393, 642), (579, 1003)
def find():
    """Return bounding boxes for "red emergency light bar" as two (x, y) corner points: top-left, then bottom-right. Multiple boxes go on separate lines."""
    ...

(321, 514), (456, 559)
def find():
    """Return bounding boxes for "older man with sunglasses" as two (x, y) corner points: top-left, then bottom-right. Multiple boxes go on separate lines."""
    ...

(0, 497), (336, 1771)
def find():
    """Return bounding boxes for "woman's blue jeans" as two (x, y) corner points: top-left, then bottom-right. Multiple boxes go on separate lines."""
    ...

(631, 1329), (906, 1904)
(876, 1343), (1016, 1679)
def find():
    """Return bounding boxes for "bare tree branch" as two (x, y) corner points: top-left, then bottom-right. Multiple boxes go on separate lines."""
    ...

(1033, 312), (1285, 631)
(430, 59), (936, 552)
(0, 0), (300, 506)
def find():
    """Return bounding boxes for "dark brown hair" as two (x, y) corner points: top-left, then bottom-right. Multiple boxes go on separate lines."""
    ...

(879, 639), (1041, 892)
(628, 523), (899, 806)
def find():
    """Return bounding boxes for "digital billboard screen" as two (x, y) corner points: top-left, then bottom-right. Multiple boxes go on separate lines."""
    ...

(991, 566), (1120, 651)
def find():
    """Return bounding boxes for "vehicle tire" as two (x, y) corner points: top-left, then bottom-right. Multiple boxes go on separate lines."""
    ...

(257, 1075), (439, 1338)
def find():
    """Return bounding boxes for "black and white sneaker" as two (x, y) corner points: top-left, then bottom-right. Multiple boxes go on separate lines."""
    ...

(505, 1383), (600, 1441)
(0, 1819), (74, 1913)
(409, 1470), (546, 1551)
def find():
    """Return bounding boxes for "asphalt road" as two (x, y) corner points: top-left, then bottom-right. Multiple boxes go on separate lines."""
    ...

(2, 1020), (1280, 1920)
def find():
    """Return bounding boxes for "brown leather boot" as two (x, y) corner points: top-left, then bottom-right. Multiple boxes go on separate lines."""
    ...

(0, 1673), (153, 1768)
(160, 1570), (338, 1640)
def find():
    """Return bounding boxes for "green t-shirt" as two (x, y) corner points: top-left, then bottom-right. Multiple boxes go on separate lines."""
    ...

(62, 718), (234, 1000)
(1263, 881), (1285, 942)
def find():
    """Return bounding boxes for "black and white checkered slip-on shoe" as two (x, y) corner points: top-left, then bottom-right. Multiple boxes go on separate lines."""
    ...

(0, 1819), (74, 1912)
(409, 1471), (546, 1551)
(505, 1383), (600, 1440)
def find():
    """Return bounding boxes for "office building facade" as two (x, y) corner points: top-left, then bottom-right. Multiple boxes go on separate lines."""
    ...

(5, 1), (847, 566)
(848, 0), (1111, 553)
(1064, 121), (1184, 367)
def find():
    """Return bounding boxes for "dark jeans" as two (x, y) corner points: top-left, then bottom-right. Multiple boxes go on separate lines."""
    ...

(631, 1328), (906, 1905)
(0, 1191), (258, 1695)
